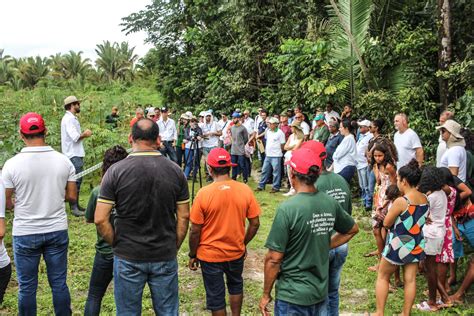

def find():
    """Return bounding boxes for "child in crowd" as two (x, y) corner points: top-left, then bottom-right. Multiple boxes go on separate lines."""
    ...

(375, 159), (428, 316)
(417, 166), (452, 311)
(369, 143), (397, 272)
(437, 167), (460, 296)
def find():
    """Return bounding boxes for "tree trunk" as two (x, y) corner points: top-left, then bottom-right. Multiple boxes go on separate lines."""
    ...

(438, 0), (452, 110)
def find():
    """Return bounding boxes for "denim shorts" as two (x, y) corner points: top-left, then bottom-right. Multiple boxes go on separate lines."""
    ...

(200, 256), (244, 311)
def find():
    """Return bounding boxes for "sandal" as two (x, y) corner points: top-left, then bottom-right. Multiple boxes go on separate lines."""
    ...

(416, 301), (438, 312)
(364, 250), (378, 257)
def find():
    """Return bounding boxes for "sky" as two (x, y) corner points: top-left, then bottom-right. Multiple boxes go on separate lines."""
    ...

(0, 0), (153, 61)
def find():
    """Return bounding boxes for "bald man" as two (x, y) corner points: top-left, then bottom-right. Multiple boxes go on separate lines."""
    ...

(393, 113), (424, 170)
(436, 110), (455, 167)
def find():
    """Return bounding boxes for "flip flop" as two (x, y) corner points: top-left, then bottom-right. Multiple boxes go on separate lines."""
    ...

(436, 299), (453, 309)
(364, 250), (378, 257)
(416, 301), (438, 312)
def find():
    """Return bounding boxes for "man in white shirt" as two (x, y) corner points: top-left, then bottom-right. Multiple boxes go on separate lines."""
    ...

(393, 113), (424, 170)
(294, 112), (310, 140)
(61, 95), (92, 215)
(218, 113), (231, 149)
(256, 117), (286, 193)
(437, 119), (468, 182)
(157, 106), (178, 163)
(324, 102), (341, 125)
(0, 173), (12, 305)
(355, 120), (374, 211)
(242, 109), (255, 135)
(3, 113), (77, 315)
(436, 110), (455, 167)
(201, 112), (222, 181)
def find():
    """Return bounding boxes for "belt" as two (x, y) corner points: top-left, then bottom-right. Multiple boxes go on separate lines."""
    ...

(163, 140), (174, 143)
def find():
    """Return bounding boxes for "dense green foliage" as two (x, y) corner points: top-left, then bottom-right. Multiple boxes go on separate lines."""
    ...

(123, 0), (473, 159)
(0, 85), (162, 168)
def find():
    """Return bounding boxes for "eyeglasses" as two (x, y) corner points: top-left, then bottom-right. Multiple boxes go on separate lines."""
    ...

(295, 116), (303, 119)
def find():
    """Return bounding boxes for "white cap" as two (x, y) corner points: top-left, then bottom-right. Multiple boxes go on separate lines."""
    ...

(357, 119), (371, 127)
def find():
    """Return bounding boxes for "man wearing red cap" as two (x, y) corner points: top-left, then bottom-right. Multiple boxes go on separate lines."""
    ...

(3, 113), (77, 315)
(301, 140), (353, 315)
(260, 148), (358, 316)
(188, 148), (261, 315)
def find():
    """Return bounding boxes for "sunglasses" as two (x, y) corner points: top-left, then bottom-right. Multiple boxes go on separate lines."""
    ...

(295, 116), (303, 119)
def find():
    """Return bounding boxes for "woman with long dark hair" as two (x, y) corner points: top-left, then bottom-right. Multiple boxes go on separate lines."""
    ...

(330, 119), (357, 183)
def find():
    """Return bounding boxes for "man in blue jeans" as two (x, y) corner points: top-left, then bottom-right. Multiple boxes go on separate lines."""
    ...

(301, 141), (354, 316)
(256, 117), (286, 193)
(260, 148), (359, 316)
(3, 112), (77, 315)
(95, 119), (190, 315)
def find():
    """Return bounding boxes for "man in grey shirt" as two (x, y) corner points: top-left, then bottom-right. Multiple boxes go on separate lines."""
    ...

(230, 112), (249, 183)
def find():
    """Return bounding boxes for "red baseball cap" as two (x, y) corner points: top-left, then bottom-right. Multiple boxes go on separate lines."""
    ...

(285, 148), (322, 175)
(300, 140), (327, 160)
(207, 148), (237, 168)
(20, 112), (45, 134)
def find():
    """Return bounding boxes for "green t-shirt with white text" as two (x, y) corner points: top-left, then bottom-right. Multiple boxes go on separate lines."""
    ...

(265, 191), (355, 306)
(316, 171), (352, 215)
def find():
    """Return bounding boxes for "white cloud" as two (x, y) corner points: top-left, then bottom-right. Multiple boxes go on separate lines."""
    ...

(0, 0), (153, 61)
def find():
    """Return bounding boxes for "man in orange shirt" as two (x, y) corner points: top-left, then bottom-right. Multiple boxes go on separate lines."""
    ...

(189, 148), (261, 316)
(129, 107), (144, 127)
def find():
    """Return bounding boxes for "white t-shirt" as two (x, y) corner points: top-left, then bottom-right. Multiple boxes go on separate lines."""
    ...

(394, 128), (422, 170)
(356, 132), (373, 169)
(243, 117), (255, 135)
(265, 129), (286, 157)
(253, 115), (263, 132)
(436, 136), (447, 167)
(0, 173), (11, 268)
(333, 134), (357, 173)
(423, 190), (447, 239)
(2, 146), (76, 236)
(201, 121), (221, 148)
(440, 146), (467, 182)
(301, 121), (310, 136)
(61, 111), (85, 158)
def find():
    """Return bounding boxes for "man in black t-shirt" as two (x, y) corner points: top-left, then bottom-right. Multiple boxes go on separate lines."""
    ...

(95, 118), (190, 315)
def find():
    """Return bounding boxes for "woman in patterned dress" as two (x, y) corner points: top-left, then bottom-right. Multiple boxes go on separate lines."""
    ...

(374, 159), (429, 316)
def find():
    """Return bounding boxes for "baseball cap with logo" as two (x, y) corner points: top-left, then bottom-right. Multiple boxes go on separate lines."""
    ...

(268, 117), (279, 124)
(20, 112), (46, 134)
(285, 148), (322, 175)
(357, 119), (371, 127)
(207, 148), (238, 168)
(300, 140), (327, 160)
(64, 95), (80, 107)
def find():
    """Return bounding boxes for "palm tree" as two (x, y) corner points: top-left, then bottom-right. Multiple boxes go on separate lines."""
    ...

(61, 51), (92, 79)
(327, 0), (374, 102)
(95, 41), (137, 82)
(17, 56), (51, 88)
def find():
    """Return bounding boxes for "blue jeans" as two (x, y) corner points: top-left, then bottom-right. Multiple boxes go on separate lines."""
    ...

(184, 147), (201, 179)
(337, 165), (356, 184)
(231, 155), (249, 182)
(357, 167), (371, 208)
(258, 157), (282, 190)
(453, 218), (474, 259)
(13, 230), (71, 316)
(324, 243), (349, 316)
(160, 141), (178, 163)
(114, 257), (179, 315)
(70, 156), (84, 207)
(275, 299), (327, 316)
(368, 168), (376, 208)
(84, 252), (114, 316)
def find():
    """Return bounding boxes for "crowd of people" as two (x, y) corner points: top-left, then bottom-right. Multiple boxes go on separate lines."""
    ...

(0, 95), (473, 315)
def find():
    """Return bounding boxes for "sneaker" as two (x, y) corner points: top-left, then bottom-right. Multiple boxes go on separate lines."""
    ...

(255, 187), (263, 192)
(71, 208), (85, 217)
(282, 188), (296, 197)
(270, 188), (280, 193)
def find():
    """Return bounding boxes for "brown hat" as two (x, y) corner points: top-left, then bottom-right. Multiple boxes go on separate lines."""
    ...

(290, 120), (303, 130)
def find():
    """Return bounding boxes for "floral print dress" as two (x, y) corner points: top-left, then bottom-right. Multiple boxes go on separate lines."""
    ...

(436, 187), (456, 264)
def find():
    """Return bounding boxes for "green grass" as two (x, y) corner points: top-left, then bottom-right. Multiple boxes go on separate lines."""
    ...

(0, 175), (473, 314)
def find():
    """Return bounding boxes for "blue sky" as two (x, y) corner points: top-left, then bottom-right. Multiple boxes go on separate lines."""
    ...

(0, 0), (153, 61)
